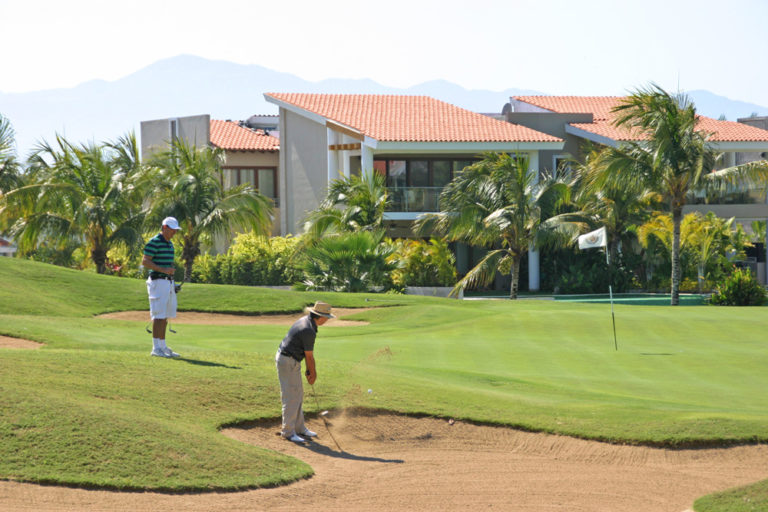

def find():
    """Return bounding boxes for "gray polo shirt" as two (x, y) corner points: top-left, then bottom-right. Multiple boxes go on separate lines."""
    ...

(278, 315), (317, 362)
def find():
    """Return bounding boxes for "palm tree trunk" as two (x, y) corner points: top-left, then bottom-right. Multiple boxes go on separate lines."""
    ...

(670, 205), (683, 305)
(509, 256), (521, 300)
(91, 247), (108, 274)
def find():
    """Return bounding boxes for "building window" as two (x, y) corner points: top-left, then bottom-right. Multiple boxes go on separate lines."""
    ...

(222, 167), (278, 204)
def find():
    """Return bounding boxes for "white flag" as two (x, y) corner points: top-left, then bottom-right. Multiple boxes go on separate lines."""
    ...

(578, 227), (607, 250)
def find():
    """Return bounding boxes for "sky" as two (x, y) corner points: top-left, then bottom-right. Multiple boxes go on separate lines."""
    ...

(1, 0), (767, 105)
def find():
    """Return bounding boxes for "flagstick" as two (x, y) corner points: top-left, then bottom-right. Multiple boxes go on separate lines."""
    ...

(606, 248), (618, 351)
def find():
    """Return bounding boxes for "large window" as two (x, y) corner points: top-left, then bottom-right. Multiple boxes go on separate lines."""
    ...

(222, 167), (278, 204)
(374, 158), (477, 212)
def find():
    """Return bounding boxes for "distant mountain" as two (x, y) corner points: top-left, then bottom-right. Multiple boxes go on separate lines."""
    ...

(1, 55), (766, 158)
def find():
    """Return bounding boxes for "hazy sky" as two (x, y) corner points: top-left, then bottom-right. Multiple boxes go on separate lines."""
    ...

(2, 0), (767, 105)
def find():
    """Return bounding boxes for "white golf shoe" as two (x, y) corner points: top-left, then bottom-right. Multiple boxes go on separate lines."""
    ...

(287, 434), (306, 443)
(300, 429), (317, 438)
(163, 347), (181, 358)
(151, 348), (169, 358)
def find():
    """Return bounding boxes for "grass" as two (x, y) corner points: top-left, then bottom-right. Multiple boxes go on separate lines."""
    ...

(0, 256), (766, 508)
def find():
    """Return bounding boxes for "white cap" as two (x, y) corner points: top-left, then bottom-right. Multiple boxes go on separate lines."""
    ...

(162, 217), (180, 230)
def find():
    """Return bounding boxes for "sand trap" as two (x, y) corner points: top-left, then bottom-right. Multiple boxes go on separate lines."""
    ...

(97, 308), (372, 326)
(0, 335), (43, 349)
(1, 411), (766, 512)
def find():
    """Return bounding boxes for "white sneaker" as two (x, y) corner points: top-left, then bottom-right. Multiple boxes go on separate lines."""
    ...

(287, 434), (306, 443)
(300, 429), (317, 438)
(151, 348), (169, 358)
(163, 347), (181, 358)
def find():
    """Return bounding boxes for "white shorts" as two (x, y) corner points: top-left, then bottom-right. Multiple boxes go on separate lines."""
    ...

(146, 278), (177, 320)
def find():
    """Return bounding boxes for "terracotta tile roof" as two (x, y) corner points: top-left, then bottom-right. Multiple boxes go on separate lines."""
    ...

(515, 96), (622, 121)
(514, 96), (768, 143)
(266, 93), (561, 143)
(210, 120), (279, 151)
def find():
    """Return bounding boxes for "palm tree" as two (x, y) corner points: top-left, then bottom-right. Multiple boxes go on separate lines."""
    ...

(598, 84), (768, 304)
(415, 152), (579, 299)
(0, 114), (21, 194)
(145, 139), (273, 281)
(3, 134), (146, 273)
(302, 171), (389, 239)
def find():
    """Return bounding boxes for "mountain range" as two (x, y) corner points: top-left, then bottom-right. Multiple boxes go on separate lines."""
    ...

(2, 54), (767, 159)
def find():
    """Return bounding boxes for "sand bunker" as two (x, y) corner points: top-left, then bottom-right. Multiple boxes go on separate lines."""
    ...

(1, 411), (766, 512)
(0, 335), (43, 349)
(97, 308), (372, 326)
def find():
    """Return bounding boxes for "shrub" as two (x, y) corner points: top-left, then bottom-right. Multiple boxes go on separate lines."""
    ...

(191, 234), (302, 286)
(297, 230), (398, 292)
(390, 238), (457, 287)
(710, 267), (767, 306)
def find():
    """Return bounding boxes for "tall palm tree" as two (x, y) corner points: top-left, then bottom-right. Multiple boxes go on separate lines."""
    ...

(145, 139), (273, 281)
(4, 134), (146, 273)
(598, 84), (768, 304)
(415, 152), (579, 299)
(302, 171), (389, 240)
(572, 145), (661, 268)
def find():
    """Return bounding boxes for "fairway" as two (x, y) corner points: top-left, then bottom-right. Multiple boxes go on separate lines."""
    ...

(1, 257), (767, 511)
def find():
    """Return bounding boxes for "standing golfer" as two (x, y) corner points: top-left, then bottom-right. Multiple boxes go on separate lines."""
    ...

(276, 301), (335, 442)
(142, 217), (181, 359)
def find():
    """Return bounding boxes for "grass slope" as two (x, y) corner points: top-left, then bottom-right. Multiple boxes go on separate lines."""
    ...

(1, 257), (766, 508)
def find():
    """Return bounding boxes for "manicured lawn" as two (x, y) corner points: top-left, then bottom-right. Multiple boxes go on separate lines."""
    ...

(0, 256), (766, 508)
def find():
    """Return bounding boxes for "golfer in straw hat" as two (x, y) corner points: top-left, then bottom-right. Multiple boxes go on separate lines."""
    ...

(276, 301), (335, 442)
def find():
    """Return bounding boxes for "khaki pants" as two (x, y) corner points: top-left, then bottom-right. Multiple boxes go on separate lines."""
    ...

(276, 351), (306, 437)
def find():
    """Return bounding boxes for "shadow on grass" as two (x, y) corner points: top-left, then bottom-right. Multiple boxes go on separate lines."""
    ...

(178, 357), (242, 370)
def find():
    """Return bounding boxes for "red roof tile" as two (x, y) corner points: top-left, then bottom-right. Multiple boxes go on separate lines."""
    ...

(210, 120), (279, 151)
(514, 96), (768, 143)
(266, 93), (561, 143)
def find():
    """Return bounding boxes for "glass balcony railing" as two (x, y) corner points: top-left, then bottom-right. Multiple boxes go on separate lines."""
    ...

(386, 186), (443, 212)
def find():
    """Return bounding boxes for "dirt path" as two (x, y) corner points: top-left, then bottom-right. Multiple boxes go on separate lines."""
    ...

(1, 411), (766, 512)
(97, 308), (372, 326)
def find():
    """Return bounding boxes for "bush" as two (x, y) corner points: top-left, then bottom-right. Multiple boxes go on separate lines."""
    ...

(390, 238), (457, 287)
(297, 231), (398, 292)
(191, 234), (302, 286)
(710, 267), (767, 306)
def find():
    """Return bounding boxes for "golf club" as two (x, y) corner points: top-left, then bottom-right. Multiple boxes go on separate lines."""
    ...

(308, 380), (342, 451)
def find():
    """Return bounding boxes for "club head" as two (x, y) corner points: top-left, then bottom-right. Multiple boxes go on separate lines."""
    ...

(320, 410), (329, 416)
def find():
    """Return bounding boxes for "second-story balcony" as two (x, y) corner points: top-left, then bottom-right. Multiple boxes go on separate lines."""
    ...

(386, 186), (443, 213)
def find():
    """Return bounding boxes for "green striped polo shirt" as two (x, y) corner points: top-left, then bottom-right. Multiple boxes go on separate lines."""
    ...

(143, 233), (175, 279)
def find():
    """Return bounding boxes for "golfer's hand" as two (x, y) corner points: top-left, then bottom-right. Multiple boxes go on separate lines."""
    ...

(306, 370), (316, 385)
(162, 267), (175, 276)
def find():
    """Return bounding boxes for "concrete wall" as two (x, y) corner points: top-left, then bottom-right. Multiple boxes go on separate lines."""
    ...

(506, 112), (594, 171)
(279, 109), (330, 234)
(140, 115), (210, 160)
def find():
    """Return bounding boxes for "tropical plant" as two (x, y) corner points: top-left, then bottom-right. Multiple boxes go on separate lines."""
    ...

(710, 266), (767, 306)
(571, 145), (661, 268)
(144, 139), (273, 281)
(389, 238), (457, 288)
(596, 83), (768, 304)
(751, 220), (766, 245)
(0, 114), (21, 195)
(2, 134), (146, 273)
(638, 211), (746, 293)
(298, 230), (398, 292)
(302, 171), (389, 240)
(415, 152), (580, 299)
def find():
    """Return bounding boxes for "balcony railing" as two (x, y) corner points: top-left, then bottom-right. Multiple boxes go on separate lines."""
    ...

(386, 187), (443, 212)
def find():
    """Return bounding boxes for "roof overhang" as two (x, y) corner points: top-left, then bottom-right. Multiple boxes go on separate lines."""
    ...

(564, 124), (619, 147)
(709, 141), (768, 151)
(371, 141), (564, 153)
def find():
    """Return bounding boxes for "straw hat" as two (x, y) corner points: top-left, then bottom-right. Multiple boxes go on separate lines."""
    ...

(307, 301), (335, 318)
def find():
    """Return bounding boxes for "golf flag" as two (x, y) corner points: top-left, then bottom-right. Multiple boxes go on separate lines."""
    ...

(578, 227), (607, 250)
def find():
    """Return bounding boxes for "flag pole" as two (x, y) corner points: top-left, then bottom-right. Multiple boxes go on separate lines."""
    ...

(606, 247), (617, 351)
